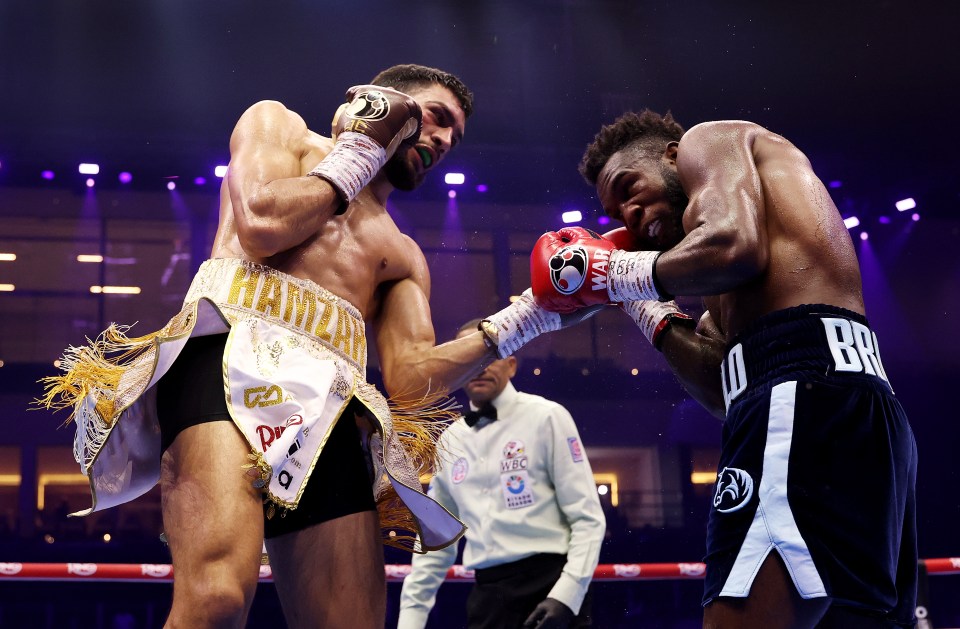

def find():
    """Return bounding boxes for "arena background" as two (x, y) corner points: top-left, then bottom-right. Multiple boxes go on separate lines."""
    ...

(1, 1), (958, 627)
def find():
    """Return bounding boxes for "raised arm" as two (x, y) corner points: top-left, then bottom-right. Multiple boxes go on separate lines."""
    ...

(227, 87), (422, 259)
(225, 100), (344, 259)
(655, 121), (769, 296)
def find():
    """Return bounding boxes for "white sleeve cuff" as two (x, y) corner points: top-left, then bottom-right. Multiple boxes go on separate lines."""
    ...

(546, 570), (590, 615)
(396, 606), (431, 629)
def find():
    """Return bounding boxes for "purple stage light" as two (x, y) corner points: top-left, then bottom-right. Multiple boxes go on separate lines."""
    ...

(829, 180), (842, 188)
(85, 178), (95, 188)
(561, 210), (582, 224)
(167, 182), (176, 191)
(444, 172), (465, 185)
(896, 198), (916, 212)
(878, 216), (891, 224)
(843, 216), (860, 229)
(194, 177), (207, 185)
(860, 232), (869, 240)
(912, 213), (920, 221)
(41, 170), (55, 180)
(118, 172), (133, 184)
(597, 216), (610, 226)
(447, 190), (456, 199)
(476, 184), (488, 193)
(78, 163), (100, 175)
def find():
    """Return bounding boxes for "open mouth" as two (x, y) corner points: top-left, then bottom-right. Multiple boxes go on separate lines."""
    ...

(416, 146), (433, 169)
(647, 219), (662, 240)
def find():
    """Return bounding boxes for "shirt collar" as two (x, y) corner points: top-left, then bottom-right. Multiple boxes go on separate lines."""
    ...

(469, 380), (518, 414)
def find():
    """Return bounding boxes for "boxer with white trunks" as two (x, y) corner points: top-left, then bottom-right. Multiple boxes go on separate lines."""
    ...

(41, 64), (590, 629)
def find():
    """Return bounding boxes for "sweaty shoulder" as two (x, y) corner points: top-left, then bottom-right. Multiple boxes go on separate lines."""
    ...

(677, 121), (799, 185)
(684, 120), (804, 155)
(403, 231), (429, 274)
(232, 101), (316, 148)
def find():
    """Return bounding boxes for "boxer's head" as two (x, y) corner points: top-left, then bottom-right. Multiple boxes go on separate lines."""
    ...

(371, 64), (473, 191)
(456, 319), (517, 406)
(580, 110), (688, 251)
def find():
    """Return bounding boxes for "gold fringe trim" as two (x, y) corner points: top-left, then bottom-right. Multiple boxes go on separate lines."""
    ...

(379, 387), (462, 551)
(377, 486), (420, 552)
(35, 324), (162, 426)
(387, 387), (462, 476)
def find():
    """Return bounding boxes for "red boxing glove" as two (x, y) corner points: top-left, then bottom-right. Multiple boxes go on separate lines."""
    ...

(531, 227), (617, 313)
(602, 226), (642, 251)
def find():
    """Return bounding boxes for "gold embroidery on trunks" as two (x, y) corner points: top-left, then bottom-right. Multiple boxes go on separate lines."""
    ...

(256, 275), (282, 318)
(228, 266), (261, 308)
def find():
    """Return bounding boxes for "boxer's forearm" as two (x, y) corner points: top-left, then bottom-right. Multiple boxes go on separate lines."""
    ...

(379, 331), (497, 402)
(658, 324), (727, 419)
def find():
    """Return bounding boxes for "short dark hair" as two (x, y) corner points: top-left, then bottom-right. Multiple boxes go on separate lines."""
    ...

(370, 63), (474, 118)
(579, 109), (685, 185)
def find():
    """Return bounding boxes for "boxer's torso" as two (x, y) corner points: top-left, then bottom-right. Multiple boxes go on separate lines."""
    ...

(698, 125), (865, 342)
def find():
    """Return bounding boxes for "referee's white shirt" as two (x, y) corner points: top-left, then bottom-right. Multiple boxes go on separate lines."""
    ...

(397, 382), (606, 629)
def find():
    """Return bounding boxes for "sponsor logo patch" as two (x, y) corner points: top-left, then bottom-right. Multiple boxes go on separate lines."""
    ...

(548, 245), (589, 294)
(244, 384), (285, 409)
(613, 564), (641, 578)
(385, 564), (412, 579)
(67, 563), (98, 577)
(141, 564), (172, 578)
(452, 457), (468, 484)
(567, 436), (584, 462)
(503, 440), (525, 460)
(712, 467), (755, 513)
(678, 563), (706, 577)
(501, 470), (535, 509)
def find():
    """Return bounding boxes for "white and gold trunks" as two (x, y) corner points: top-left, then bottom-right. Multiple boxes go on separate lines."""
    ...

(40, 258), (465, 552)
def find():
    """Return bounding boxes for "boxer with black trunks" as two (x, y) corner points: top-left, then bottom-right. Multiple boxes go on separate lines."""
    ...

(42, 64), (591, 629)
(530, 111), (917, 628)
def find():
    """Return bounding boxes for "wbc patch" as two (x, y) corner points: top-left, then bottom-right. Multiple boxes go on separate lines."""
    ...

(451, 457), (469, 484)
(500, 439), (534, 509)
(567, 436), (584, 462)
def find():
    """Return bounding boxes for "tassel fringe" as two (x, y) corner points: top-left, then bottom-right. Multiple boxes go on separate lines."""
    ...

(36, 323), (161, 427)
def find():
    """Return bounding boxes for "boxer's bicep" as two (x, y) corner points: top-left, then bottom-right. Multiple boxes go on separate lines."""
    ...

(374, 276), (439, 398)
(658, 123), (768, 295)
(226, 102), (332, 257)
(227, 102), (306, 218)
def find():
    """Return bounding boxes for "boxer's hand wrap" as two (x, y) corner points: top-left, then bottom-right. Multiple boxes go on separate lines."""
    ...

(622, 299), (694, 351)
(308, 85), (422, 213)
(608, 249), (668, 302)
(481, 289), (606, 358)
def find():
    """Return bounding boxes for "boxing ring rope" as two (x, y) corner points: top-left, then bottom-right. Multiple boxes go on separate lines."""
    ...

(2, 559), (958, 583)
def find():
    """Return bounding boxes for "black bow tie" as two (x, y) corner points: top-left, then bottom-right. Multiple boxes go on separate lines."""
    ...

(464, 404), (497, 427)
